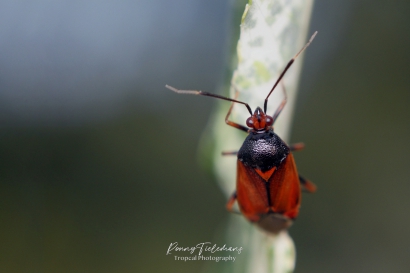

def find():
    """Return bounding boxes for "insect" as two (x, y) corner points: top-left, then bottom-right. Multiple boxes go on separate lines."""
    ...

(166, 32), (318, 234)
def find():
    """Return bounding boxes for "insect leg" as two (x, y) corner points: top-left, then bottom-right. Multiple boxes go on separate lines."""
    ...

(225, 85), (249, 132)
(226, 191), (238, 212)
(299, 175), (317, 193)
(221, 151), (238, 156)
(166, 84), (250, 132)
(271, 80), (287, 123)
(289, 142), (305, 152)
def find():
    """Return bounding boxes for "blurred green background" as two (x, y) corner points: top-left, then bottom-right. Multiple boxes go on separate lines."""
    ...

(1, 0), (410, 272)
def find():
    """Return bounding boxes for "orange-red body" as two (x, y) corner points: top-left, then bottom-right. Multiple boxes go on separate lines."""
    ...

(226, 107), (316, 233)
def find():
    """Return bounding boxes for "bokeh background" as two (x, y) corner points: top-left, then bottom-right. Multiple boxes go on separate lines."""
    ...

(1, 0), (409, 272)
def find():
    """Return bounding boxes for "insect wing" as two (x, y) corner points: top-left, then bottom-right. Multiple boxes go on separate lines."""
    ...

(236, 160), (271, 222)
(267, 153), (301, 219)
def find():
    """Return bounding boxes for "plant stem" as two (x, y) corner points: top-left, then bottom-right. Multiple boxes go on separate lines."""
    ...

(208, 0), (315, 272)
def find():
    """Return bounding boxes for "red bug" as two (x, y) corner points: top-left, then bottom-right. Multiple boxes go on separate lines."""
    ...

(166, 32), (318, 234)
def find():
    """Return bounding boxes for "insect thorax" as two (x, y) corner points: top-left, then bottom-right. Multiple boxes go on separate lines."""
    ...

(238, 130), (290, 172)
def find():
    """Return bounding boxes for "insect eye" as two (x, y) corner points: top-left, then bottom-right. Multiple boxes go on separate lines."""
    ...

(265, 116), (273, 126)
(246, 117), (254, 128)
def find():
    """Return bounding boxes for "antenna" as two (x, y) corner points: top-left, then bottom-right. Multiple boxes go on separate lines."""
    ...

(263, 31), (318, 113)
